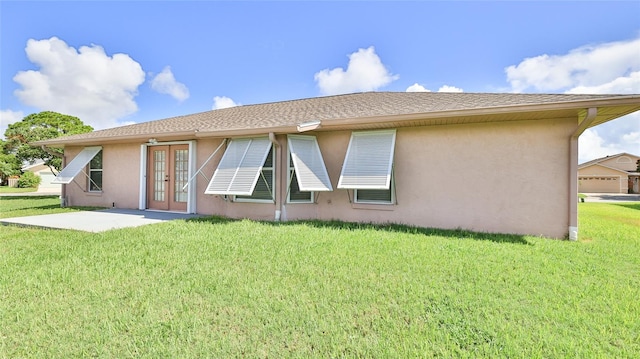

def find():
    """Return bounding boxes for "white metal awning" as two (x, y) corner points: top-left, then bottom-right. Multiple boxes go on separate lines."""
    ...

(337, 129), (396, 189)
(52, 146), (102, 184)
(287, 135), (333, 192)
(204, 137), (272, 196)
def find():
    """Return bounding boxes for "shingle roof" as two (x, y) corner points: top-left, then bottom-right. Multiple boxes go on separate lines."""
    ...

(36, 92), (640, 146)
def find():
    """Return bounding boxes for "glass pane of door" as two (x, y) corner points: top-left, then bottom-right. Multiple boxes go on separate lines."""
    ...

(174, 149), (188, 203)
(153, 150), (166, 201)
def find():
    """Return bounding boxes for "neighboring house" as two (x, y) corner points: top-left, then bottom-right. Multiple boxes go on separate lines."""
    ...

(35, 92), (640, 239)
(578, 153), (640, 194)
(22, 161), (62, 193)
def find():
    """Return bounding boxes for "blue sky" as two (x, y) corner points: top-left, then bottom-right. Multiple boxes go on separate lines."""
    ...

(1, 0), (639, 162)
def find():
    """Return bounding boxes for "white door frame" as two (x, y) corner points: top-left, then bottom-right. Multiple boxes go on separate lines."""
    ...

(139, 140), (197, 213)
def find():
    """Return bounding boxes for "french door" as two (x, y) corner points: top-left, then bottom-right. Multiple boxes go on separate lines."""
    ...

(147, 145), (189, 211)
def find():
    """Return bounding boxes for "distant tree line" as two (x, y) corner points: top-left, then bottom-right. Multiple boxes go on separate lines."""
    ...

(1, 111), (92, 186)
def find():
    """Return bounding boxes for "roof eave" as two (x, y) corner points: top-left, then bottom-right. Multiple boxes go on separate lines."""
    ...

(33, 130), (199, 147)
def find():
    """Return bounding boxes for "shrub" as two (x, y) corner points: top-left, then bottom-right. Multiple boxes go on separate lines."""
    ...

(17, 171), (42, 188)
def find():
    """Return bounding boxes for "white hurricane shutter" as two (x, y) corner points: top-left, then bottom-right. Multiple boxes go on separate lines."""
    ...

(205, 137), (272, 195)
(52, 146), (102, 184)
(337, 129), (396, 189)
(287, 135), (333, 192)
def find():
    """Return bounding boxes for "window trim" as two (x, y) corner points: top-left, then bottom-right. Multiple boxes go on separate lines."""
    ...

(354, 171), (395, 205)
(87, 150), (103, 192)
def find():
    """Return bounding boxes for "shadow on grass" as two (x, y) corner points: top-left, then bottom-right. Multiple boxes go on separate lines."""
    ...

(187, 216), (532, 245)
(614, 203), (640, 211)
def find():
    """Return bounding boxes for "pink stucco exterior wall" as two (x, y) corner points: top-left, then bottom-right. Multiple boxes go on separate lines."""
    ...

(279, 118), (573, 238)
(63, 143), (141, 209)
(63, 117), (576, 238)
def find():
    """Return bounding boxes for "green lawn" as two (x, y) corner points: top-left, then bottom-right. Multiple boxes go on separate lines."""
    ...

(0, 186), (37, 194)
(1, 198), (638, 358)
(0, 195), (103, 219)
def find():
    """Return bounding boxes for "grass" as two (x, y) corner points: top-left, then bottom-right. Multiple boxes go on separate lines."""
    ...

(1, 198), (639, 357)
(0, 195), (103, 219)
(0, 186), (37, 194)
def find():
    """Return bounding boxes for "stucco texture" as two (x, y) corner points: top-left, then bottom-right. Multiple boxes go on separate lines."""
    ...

(63, 118), (575, 238)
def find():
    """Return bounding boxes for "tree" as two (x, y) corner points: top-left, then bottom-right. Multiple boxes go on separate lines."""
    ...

(0, 140), (22, 185)
(4, 111), (93, 173)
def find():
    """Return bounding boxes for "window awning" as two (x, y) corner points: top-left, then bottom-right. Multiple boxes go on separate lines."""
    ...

(288, 135), (333, 192)
(52, 146), (102, 184)
(337, 129), (396, 189)
(204, 137), (272, 196)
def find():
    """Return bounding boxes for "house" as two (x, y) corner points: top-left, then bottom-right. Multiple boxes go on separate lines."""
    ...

(35, 92), (640, 240)
(578, 153), (640, 194)
(21, 160), (62, 194)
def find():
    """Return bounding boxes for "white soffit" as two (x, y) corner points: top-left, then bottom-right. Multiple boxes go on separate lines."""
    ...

(52, 146), (102, 184)
(204, 137), (271, 196)
(287, 135), (333, 192)
(337, 129), (396, 189)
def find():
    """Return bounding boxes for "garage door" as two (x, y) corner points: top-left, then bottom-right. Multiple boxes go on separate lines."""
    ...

(38, 172), (62, 191)
(578, 177), (621, 193)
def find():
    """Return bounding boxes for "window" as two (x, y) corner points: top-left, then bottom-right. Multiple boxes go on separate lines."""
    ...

(88, 150), (103, 192)
(52, 146), (102, 185)
(235, 147), (275, 202)
(338, 129), (396, 205)
(355, 175), (394, 204)
(205, 137), (274, 202)
(174, 148), (189, 202)
(288, 155), (313, 203)
(287, 135), (333, 203)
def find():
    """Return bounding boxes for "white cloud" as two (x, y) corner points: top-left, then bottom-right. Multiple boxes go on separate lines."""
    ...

(405, 83), (463, 93)
(406, 83), (430, 92)
(577, 112), (640, 162)
(314, 46), (398, 95)
(505, 36), (640, 161)
(505, 37), (640, 93)
(566, 71), (640, 95)
(12, 37), (145, 130)
(622, 131), (640, 144)
(150, 66), (190, 101)
(212, 96), (240, 110)
(437, 85), (464, 93)
(578, 129), (625, 163)
(0, 109), (25, 139)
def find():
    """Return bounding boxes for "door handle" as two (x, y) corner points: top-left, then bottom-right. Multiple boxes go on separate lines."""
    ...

(165, 175), (169, 182)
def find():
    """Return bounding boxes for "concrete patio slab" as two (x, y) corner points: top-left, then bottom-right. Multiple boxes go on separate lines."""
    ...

(1, 208), (202, 232)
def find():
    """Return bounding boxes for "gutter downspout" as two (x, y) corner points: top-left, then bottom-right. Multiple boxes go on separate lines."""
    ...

(42, 145), (67, 207)
(569, 107), (597, 241)
(269, 132), (282, 221)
